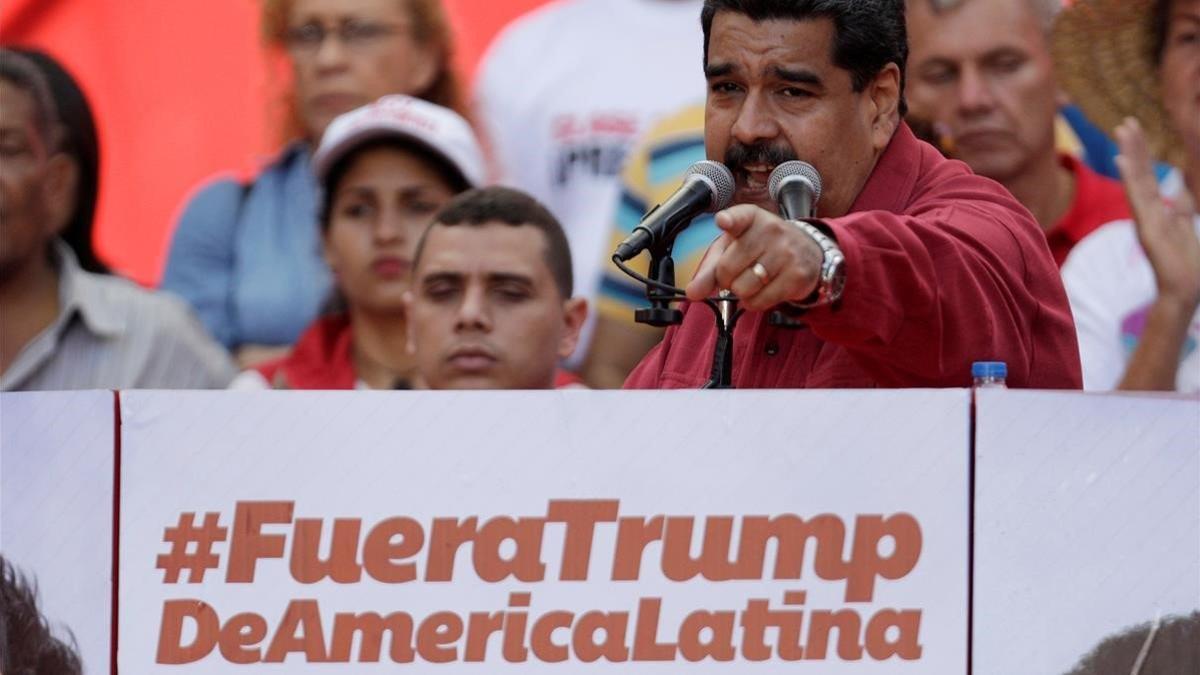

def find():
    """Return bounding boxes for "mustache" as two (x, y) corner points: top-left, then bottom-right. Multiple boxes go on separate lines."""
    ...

(724, 142), (797, 173)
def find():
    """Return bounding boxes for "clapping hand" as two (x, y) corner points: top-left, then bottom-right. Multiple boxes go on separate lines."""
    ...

(1114, 117), (1200, 309)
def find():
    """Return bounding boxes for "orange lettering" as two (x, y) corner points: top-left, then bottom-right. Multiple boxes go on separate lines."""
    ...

(289, 518), (363, 584)
(864, 610), (922, 660)
(846, 515), (922, 602)
(156, 600), (218, 664)
(264, 600), (327, 662)
(226, 501), (293, 583)
(678, 610), (736, 662)
(631, 598), (676, 660)
(218, 612), (267, 664)
(572, 611), (630, 662)
(546, 500), (619, 580)
(415, 612), (462, 663)
(329, 611), (414, 662)
(424, 517), (476, 581)
(805, 610), (863, 660)
(362, 517), (424, 583)
(612, 516), (663, 581)
(473, 517), (546, 582)
(529, 611), (573, 662)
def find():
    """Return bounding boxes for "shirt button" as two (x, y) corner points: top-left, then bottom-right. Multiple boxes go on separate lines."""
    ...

(765, 342), (780, 356)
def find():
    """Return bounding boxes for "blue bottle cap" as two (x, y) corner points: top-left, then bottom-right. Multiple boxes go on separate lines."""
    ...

(972, 361), (1007, 378)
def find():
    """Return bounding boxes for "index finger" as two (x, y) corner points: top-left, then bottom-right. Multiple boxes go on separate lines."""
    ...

(686, 233), (731, 301)
(715, 204), (782, 240)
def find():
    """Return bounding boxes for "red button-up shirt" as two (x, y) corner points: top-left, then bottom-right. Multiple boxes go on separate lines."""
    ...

(625, 124), (1083, 389)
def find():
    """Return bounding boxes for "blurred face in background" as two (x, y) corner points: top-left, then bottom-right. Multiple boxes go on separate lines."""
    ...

(0, 80), (72, 282)
(906, 0), (1060, 182)
(285, 0), (439, 140)
(1160, 0), (1200, 167)
(408, 222), (586, 390)
(323, 144), (458, 314)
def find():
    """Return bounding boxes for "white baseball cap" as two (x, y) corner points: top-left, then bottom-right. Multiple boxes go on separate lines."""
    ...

(312, 94), (486, 188)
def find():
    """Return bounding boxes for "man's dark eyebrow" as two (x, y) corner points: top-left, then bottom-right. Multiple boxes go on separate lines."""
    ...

(487, 272), (535, 287)
(420, 271), (462, 286)
(773, 66), (823, 88)
(705, 62), (735, 79)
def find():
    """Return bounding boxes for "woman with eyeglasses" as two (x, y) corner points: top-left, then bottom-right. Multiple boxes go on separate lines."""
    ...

(162, 0), (462, 368)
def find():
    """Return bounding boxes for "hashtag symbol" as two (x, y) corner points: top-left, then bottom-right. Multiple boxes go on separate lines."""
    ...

(156, 512), (228, 583)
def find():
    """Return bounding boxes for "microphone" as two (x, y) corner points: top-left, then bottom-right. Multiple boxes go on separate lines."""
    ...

(614, 160), (734, 262)
(769, 161), (823, 220)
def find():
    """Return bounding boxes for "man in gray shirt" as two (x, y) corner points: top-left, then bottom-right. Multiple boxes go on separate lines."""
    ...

(0, 50), (234, 391)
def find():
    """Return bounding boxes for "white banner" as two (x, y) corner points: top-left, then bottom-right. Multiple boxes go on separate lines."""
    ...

(0, 390), (115, 675)
(118, 389), (970, 672)
(974, 390), (1200, 674)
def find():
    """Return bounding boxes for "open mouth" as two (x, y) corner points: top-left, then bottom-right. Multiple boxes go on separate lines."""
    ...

(740, 163), (776, 191)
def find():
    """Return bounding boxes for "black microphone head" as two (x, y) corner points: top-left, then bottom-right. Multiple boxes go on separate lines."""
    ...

(768, 160), (823, 205)
(685, 160), (735, 212)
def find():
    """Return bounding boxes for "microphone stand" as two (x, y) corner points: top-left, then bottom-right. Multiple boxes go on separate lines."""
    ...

(616, 228), (743, 389)
(702, 290), (741, 389)
(633, 243), (684, 328)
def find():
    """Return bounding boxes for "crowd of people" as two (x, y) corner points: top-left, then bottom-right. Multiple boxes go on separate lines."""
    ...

(1, 0), (1197, 393)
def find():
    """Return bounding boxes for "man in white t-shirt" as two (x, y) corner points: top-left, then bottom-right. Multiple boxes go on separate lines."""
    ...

(1055, 0), (1200, 392)
(473, 0), (704, 368)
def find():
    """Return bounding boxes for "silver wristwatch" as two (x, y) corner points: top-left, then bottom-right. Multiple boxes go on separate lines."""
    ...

(788, 219), (846, 308)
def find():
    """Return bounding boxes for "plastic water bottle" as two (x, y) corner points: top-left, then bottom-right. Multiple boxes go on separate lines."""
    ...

(972, 361), (1007, 388)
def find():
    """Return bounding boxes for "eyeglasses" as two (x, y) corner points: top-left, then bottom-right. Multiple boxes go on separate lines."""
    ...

(285, 19), (406, 55)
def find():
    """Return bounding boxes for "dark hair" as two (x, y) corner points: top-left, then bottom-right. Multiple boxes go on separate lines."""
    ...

(416, 187), (574, 299)
(1151, 0), (1173, 65)
(0, 49), (60, 149)
(0, 557), (83, 675)
(700, 0), (908, 116)
(10, 47), (108, 274)
(318, 137), (471, 231)
(1065, 612), (1199, 675)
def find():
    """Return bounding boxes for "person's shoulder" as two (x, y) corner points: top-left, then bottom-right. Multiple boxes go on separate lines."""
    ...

(176, 174), (247, 222)
(1062, 218), (1139, 278)
(176, 143), (303, 218)
(87, 273), (225, 346)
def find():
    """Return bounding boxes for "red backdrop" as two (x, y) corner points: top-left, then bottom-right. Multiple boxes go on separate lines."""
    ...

(0, 0), (549, 285)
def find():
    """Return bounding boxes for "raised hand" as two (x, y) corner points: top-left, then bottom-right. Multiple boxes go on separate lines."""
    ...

(1114, 117), (1200, 308)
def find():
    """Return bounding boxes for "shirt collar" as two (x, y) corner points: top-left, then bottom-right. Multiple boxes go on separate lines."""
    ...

(847, 122), (922, 215)
(54, 240), (125, 339)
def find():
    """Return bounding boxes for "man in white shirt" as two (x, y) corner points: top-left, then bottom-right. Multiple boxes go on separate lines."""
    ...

(473, 0), (705, 368)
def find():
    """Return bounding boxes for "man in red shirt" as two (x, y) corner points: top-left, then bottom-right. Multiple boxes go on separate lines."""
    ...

(624, 0), (1082, 389)
(905, 0), (1130, 266)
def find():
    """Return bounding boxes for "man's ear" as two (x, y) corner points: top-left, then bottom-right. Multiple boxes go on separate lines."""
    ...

(557, 297), (589, 361)
(868, 62), (902, 152)
(41, 154), (78, 239)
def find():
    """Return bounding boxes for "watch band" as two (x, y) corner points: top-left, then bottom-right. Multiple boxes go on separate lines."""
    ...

(788, 219), (846, 308)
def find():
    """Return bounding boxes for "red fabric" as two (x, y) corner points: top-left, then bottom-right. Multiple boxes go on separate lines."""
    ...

(254, 315), (357, 390)
(1046, 154), (1130, 267)
(625, 124), (1083, 390)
